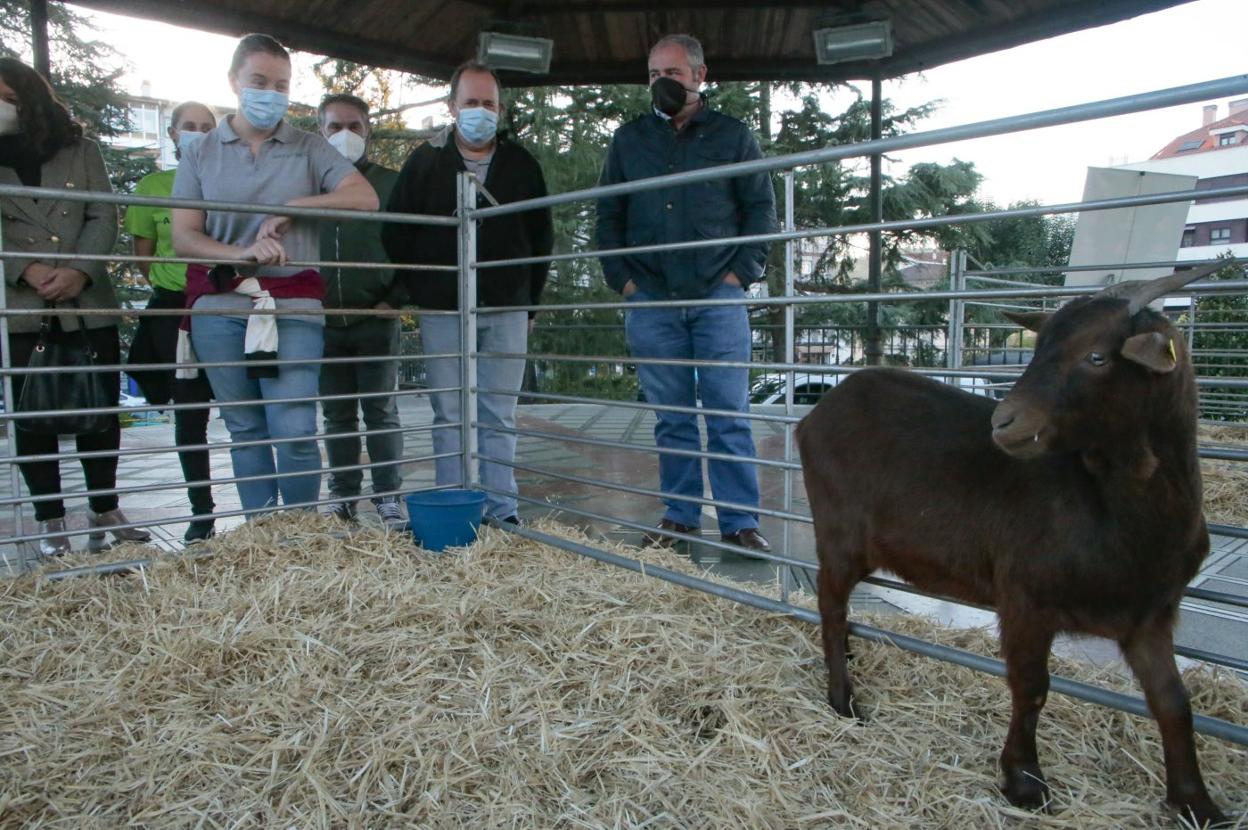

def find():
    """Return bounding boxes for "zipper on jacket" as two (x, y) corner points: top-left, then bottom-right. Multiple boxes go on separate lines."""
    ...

(334, 222), (344, 326)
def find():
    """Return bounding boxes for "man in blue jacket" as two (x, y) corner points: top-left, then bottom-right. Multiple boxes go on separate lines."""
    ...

(596, 34), (777, 553)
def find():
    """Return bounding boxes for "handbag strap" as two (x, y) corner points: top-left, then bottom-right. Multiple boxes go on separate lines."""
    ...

(36, 300), (97, 359)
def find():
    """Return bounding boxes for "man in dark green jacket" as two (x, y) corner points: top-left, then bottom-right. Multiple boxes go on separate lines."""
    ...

(317, 94), (406, 527)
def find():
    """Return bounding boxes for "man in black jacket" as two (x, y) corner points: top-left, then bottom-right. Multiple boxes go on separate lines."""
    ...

(382, 61), (552, 525)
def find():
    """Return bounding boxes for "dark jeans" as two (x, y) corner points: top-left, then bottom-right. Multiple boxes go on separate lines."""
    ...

(319, 317), (403, 500)
(7, 325), (121, 521)
(127, 286), (214, 515)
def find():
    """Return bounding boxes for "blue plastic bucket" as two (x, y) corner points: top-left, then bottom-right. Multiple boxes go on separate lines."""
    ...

(404, 489), (486, 552)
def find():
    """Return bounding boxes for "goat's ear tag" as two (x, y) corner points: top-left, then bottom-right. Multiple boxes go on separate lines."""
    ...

(1122, 331), (1177, 374)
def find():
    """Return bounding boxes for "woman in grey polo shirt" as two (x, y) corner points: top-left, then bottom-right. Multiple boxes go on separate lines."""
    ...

(171, 34), (378, 515)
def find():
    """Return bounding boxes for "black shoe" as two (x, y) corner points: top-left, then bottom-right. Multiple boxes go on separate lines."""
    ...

(642, 518), (699, 548)
(183, 518), (216, 544)
(721, 528), (771, 555)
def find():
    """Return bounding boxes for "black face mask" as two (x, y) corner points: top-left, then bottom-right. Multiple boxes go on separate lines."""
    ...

(650, 76), (691, 118)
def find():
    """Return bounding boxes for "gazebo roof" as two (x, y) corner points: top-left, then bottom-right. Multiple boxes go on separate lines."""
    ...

(68, 0), (1194, 86)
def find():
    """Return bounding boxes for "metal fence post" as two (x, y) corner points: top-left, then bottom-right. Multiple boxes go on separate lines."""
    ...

(947, 249), (966, 370)
(0, 213), (27, 573)
(458, 172), (480, 489)
(781, 170), (796, 602)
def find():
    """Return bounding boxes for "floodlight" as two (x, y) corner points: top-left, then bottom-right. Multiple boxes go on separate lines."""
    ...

(477, 32), (553, 74)
(813, 21), (893, 65)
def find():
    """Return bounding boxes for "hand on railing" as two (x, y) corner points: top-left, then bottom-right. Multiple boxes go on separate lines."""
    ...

(256, 214), (292, 242)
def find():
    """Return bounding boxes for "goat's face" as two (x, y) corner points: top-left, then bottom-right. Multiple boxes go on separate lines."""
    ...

(990, 298), (1184, 460)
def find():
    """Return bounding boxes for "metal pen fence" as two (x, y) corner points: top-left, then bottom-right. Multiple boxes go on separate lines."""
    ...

(1, 73), (1247, 756)
(459, 72), (1248, 749)
(0, 189), (463, 557)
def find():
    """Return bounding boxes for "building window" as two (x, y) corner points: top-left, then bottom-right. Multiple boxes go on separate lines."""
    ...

(1219, 134), (1238, 147)
(1181, 228), (1195, 248)
(125, 103), (160, 141)
(1210, 227), (1231, 244)
(1177, 139), (1204, 152)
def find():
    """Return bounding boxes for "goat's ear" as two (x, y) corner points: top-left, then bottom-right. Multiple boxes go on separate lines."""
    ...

(1002, 310), (1051, 333)
(1121, 331), (1178, 374)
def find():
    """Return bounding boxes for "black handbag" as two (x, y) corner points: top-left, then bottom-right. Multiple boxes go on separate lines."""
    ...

(15, 303), (114, 435)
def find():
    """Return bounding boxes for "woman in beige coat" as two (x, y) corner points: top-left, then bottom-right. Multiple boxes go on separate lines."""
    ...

(0, 57), (149, 556)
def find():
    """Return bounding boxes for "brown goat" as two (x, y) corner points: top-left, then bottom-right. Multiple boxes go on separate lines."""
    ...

(796, 264), (1232, 827)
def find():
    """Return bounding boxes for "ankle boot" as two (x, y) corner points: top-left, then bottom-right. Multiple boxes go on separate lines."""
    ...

(87, 508), (152, 552)
(37, 517), (72, 558)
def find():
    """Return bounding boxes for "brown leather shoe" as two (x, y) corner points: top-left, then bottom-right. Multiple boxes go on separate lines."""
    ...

(722, 528), (771, 554)
(642, 518), (699, 548)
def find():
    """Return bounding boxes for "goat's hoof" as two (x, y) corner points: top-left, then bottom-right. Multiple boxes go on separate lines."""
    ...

(1172, 799), (1231, 828)
(827, 694), (866, 722)
(1001, 767), (1051, 813)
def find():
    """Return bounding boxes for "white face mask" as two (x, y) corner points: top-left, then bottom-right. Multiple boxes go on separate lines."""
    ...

(0, 101), (19, 137)
(327, 129), (366, 163)
(175, 130), (207, 155)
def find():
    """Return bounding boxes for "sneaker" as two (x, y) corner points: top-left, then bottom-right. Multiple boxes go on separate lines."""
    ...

(324, 501), (358, 523)
(87, 508), (152, 552)
(374, 497), (406, 531)
(183, 518), (216, 544)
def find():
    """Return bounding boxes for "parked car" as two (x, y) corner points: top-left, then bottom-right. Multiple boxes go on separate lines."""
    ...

(749, 372), (844, 406)
(956, 349), (1033, 400)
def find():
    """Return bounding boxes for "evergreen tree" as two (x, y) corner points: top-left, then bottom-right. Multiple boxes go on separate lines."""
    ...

(1188, 255), (1247, 422)
(1, 1), (155, 190)
(506, 80), (986, 386)
(2, 1), (157, 342)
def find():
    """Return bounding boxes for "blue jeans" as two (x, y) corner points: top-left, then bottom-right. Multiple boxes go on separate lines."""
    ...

(192, 315), (324, 513)
(625, 281), (759, 533)
(420, 311), (528, 521)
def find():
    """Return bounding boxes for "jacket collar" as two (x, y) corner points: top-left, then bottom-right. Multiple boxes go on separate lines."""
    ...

(429, 124), (506, 158)
(217, 116), (297, 144)
(649, 99), (712, 133)
(0, 141), (75, 227)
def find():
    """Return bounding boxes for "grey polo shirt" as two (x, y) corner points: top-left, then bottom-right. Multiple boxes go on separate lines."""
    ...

(172, 116), (358, 322)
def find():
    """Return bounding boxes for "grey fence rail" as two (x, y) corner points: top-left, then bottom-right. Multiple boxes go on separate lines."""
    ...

(1, 73), (1246, 757)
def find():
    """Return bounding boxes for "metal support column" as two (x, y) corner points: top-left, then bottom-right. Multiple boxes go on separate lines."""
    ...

(30, 0), (51, 80)
(947, 249), (966, 370)
(780, 170), (796, 602)
(865, 72), (884, 366)
(457, 172), (480, 489)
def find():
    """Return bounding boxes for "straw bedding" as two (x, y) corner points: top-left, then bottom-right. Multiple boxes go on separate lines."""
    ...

(0, 518), (1244, 829)
(1199, 424), (1248, 526)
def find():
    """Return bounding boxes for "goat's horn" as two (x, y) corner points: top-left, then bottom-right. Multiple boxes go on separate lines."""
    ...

(1100, 260), (1230, 315)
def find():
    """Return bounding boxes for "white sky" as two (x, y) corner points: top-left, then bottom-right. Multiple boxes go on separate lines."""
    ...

(82, 0), (1248, 206)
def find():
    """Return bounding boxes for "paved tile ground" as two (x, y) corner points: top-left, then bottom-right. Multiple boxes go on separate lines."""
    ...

(1, 399), (1243, 673)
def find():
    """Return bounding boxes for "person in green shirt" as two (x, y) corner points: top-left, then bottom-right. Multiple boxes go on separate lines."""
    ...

(124, 101), (219, 543)
(316, 94), (406, 528)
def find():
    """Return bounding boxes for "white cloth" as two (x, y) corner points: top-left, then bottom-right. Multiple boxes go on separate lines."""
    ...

(177, 278), (277, 379)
